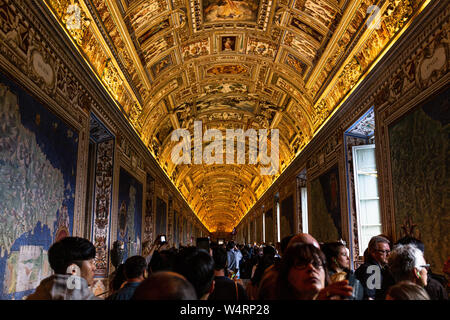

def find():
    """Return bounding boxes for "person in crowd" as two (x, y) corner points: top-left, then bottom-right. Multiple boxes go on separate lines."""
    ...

(143, 235), (170, 266)
(132, 271), (197, 300)
(257, 233), (317, 300)
(275, 242), (353, 300)
(385, 280), (430, 300)
(395, 236), (447, 300)
(355, 235), (391, 300)
(107, 255), (147, 300)
(226, 241), (237, 276)
(148, 248), (177, 275)
(173, 246), (215, 300)
(247, 245), (277, 299)
(321, 241), (364, 300)
(388, 244), (429, 288)
(238, 246), (253, 280)
(250, 246), (276, 289)
(27, 236), (100, 300)
(109, 263), (126, 294)
(208, 246), (248, 300)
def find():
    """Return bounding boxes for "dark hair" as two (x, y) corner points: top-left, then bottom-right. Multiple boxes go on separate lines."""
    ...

(124, 255), (147, 279)
(395, 236), (425, 253)
(111, 264), (126, 291)
(386, 281), (430, 300)
(321, 242), (346, 269)
(48, 236), (96, 274)
(251, 245), (277, 286)
(280, 235), (294, 256)
(226, 241), (235, 251)
(212, 246), (228, 271)
(276, 243), (328, 299)
(148, 249), (176, 274)
(132, 271), (197, 300)
(174, 247), (215, 299)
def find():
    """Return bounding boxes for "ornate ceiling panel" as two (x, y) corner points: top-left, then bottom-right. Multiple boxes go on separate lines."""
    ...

(44, 0), (428, 232)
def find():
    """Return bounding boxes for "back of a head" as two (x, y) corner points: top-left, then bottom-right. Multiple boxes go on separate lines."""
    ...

(132, 271), (197, 300)
(287, 233), (320, 249)
(174, 247), (215, 299)
(48, 236), (96, 274)
(386, 281), (430, 300)
(124, 255), (147, 279)
(149, 249), (176, 274)
(212, 246), (227, 271)
(111, 264), (126, 291)
(395, 236), (425, 253)
(388, 244), (425, 282)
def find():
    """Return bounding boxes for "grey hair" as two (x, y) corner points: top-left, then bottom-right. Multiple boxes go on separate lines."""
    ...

(388, 244), (425, 282)
(368, 235), (390, 252)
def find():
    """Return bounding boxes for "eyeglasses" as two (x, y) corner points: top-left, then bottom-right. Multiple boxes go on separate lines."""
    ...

(375, 250), (390, 255)
(420, 264), (430, 271)
(293, 260), (324, 271)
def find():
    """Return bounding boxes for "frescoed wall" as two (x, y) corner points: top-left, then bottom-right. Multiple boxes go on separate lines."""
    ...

(310, 166), (342, 242)
(264, 209), (274, 244)
(281, 196), (294, 240)
(117, 168), (143, 259)
(389, 89), (449, 273)
(173, 210), (179, 247)
(256, 214), (263, 243)
(155, 197), (167, 238)
(182, 216), (187, 245)
(0, 73), (78, 299)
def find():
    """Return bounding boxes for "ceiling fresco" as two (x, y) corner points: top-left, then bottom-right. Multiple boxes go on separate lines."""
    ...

(44, 0), (428, 232)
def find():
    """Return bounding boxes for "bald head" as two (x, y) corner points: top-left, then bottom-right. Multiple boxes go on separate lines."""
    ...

(287, 233), (320, 249)
(132, 271), (197, 300)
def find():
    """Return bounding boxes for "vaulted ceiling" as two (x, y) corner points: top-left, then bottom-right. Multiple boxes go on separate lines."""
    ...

(45, 0), (426, 232)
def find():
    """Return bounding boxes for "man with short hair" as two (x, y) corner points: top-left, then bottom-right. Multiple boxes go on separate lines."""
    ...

(388, 244), (429, 287)
(107, 255), (147, 300)
(174, 247), (215, 300)
(355, 235), (391, 300)
(27, 236), (99, 300)
(393, 237), (447, 300)
(209, 247), (248, 300)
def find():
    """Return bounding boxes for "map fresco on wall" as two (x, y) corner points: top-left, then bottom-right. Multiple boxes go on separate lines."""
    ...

(310, 166), (342, 242)
(0, 73), (78, 299)
(389, 89), (449, 274)
(156, 198), (167, 238)
(281, 196), (294, 240)
(264, 209), (273, 243)
(117, 168), (143, 259)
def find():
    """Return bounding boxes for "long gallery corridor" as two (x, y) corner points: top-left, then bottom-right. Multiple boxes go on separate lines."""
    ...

(0, 0), (448, 303)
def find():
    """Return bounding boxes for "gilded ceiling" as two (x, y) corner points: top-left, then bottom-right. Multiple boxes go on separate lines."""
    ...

(45, 0), (428, 232)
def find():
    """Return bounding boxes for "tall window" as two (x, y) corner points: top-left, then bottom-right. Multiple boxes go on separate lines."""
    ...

(262, 210), (266, 243)
(352, 144), (381, 253)
(276, 196), (281, 242)
(301, 187), (308, 234)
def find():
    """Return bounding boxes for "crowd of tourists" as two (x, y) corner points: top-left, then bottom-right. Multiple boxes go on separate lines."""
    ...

(26, 234), (449, 300)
